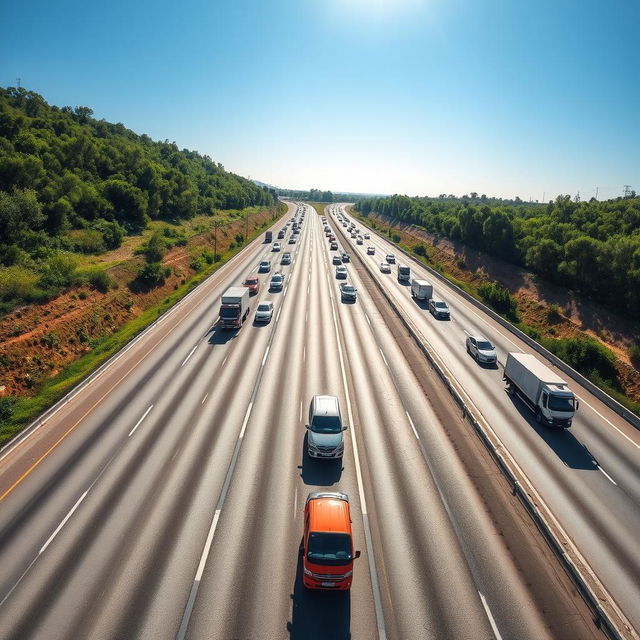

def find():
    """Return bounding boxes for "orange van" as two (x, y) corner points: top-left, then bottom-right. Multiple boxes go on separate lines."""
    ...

(303, 492), (360, 590)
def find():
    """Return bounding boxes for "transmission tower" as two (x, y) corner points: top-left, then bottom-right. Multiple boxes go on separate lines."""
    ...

(623, 185), (632, 198)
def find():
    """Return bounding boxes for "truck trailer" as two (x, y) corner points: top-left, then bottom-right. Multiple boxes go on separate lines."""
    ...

(503, 352), (578, 428)
(411, 279), (433, 300)
(219, 287), (250, 329)
(265, 231), (273, 243)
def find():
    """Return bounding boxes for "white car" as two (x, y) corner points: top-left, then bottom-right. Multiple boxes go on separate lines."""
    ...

(380, 262), (391, 273)
(386, 254), (396, 264)
(255, 301), (274, 322)
(364, 233), (370, 239)
(466, 336), (497, 365)
(367, 246), (375, 255)
(270, 272), (284, 291)
(335, 265), (348, 279)
(272, 242), (281, 252)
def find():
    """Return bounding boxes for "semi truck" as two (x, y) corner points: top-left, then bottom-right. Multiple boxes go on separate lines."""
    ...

(219, 287), (250, 329)
(411, 279), (433, 300)
(265, 230), (273, 243)
(503, 352), (578, 428)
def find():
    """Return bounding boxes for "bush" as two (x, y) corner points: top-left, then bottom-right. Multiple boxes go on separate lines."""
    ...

(190, 257), (203, 271)
(40, 331), (60, 348)
(0, 397), (16, 423)
(136, 262), (170, 287)
(143, 232), (166, 263)
(478, 281), (519, 322)
(37, 252), (78, 289)
(541, 336), (619, 388)
(413, 244), (427, 257)
(92, 220), (125, 250)
(392, 233), (401, 243)
(0, 265), (39, 301)
(628, 344), (640, 370)
(201, 249), (215, 265)
(76, 267), (113, 293)
(235, 233), (244, 245)
(68, 229), (106, 254)
(546, 303), (562, 323)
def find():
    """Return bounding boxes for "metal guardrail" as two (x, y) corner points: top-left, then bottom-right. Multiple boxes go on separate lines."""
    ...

(332, 207), (635, 640)
(351, 212), (640, 431)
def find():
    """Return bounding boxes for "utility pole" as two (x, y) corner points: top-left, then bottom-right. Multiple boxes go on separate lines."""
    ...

(595, 187), (599, 200)
(542, 192), (545, 203)
(16, 77), (21, 88)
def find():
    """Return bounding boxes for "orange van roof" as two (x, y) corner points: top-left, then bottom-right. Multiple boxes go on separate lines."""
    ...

(309, 496), (350, 533)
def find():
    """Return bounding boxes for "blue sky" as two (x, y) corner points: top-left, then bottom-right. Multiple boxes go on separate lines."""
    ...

(1, 0), (638, 199)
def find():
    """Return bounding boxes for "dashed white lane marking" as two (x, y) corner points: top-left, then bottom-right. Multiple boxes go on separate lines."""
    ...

(40, 490), (88, 554)
(181, 343), (198, 367)
(405, 411), (420, 440)
(379, 348), (389, 368)
(201, 393), (208, 405)
(365, 313), (372, 327)
(222, 356), (228, 367)
(276, 307), (282, 323)
(576, 395), (640, 450)
(299, 400), (303, 422)
(128, 404), (154, 437)
(597, 466), (618, 485)
(478, 591), (503, 640)
(293, 486), (298, 520)
(261, 346), (270, 367)
(463, 329), (470, 336)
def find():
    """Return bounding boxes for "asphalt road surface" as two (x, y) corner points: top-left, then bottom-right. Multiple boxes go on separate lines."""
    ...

(0, 201), (625, 639)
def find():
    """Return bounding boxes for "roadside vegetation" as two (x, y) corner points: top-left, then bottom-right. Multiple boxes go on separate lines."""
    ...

(0, 86), (277, 315)
(347, 207), (640, 416)
(355, 194), (640, 319)
(0, 85), (287, 444)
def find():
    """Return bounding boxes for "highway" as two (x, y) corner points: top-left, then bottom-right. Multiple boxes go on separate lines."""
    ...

(332, 203), (640, 636)
(0, 201), (622, 639)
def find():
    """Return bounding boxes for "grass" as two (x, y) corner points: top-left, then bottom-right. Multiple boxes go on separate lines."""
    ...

(0, 208), (285, 446)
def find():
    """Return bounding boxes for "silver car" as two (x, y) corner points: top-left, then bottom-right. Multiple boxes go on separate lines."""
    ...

(466, 336), (497, 364)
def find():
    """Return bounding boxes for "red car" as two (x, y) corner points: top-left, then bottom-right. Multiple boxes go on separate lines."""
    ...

(244, 276), (260, 295)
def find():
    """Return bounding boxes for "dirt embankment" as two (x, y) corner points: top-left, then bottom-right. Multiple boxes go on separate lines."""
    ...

(362, 212), (640, 403)
(0, 210), (275, 397)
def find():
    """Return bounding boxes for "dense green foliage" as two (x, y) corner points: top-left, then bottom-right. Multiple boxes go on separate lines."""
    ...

(540, 336), (618, 389)
(355, 194), (640, 317)
(0, 86), (277, 309)
(0, 88), (275, 250)
(477, 281), (519, 321)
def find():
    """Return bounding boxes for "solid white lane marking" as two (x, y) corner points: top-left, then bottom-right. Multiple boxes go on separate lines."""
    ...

(303, 346), (306, 362)
(478, 591), (503, 640)
(181, 344), (198, 367)
(299, 401), (303, 422)
(201, 393), (208, 405)
(406, 411), (419, 440)
(261, 346), (270, 367)
(283, 285), (288, 296)
(293, 486), (298, 520)
(276, 307), (282, 323)
(328, 278), (387, 640)
(598, 466), (618, 486)
(40, 490), (88, 554)
(128, 404), (154, 437)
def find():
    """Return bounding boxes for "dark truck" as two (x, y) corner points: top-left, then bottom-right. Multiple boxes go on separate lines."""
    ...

(219, 287), (250, 329)
(265, 231), (273, 243)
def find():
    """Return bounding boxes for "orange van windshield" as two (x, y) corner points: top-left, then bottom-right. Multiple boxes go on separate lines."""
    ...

(308, 532), (352, 566)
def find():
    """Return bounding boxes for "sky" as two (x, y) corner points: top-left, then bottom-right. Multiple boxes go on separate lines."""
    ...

(1, 0), (639, 200)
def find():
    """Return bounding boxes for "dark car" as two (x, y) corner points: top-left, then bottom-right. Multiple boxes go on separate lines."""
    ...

(340, 283), (357, 301)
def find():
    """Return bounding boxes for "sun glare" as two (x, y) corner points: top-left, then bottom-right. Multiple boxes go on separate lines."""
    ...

(329, 0), (426, 19)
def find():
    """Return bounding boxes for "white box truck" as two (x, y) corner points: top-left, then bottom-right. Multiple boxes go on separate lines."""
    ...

(411, 279), (433, 300)
(503, 352), (578, 428)
(219, 287), (250, 329)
